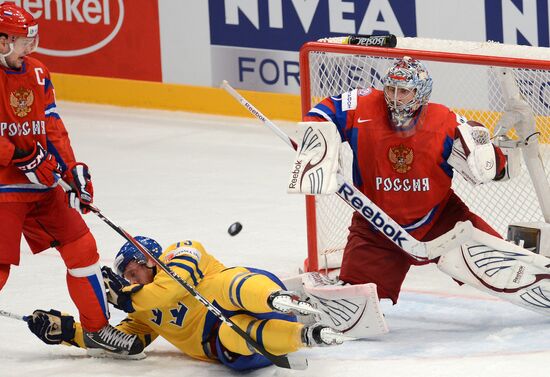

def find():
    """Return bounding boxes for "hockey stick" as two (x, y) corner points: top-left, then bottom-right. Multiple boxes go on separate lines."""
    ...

(221, 80), (472, 260)
(59, 182), (306, 370)
(0, 309), (29, 322)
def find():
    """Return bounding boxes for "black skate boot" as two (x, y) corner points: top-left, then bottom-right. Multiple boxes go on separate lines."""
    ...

(84, 324), (145, 360)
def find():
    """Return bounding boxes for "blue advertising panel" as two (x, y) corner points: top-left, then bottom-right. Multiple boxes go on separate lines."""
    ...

(209, 0), (416, 51)
(485, 0), (550, 47)
(209, 0), (417, 92)
(207, 0), (550, 93)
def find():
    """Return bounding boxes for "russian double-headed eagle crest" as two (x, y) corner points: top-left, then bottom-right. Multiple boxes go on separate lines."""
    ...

(388, 144), (414, 173)
(10, 87), (34, 117)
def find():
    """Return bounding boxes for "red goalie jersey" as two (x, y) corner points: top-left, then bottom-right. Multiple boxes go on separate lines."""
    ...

(304, 88), (502, 240)
(0, 56), (76, 202)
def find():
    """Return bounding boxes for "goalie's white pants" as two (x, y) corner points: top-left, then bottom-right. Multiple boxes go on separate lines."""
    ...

(436, 225), (550, 315)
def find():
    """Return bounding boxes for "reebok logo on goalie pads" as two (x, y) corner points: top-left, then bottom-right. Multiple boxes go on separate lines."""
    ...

(288, 160), (302, 189)
(287, 122), (340, 195)
(338, 183), (408, 247)
(513, 265), (525, 284)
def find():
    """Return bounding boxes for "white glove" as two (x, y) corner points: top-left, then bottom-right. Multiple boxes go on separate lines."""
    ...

(448, 121), (497, 185)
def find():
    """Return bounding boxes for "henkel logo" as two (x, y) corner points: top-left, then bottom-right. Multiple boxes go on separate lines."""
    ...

(7, 0), (125, 57)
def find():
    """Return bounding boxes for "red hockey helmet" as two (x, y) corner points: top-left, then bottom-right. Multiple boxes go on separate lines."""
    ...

(0, 3), (38, 38)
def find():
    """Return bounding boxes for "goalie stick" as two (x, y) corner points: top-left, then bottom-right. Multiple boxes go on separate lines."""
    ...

(58, 181), (307, 370)
(221, 80), (471, 262)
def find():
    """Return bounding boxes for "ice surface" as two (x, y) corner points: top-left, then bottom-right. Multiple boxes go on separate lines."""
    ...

(1, 102), (549, 377)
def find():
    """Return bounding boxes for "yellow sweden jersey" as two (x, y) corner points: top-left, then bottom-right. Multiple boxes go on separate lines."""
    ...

(116, 240), (227, 362)
(71, 240), (301, 367)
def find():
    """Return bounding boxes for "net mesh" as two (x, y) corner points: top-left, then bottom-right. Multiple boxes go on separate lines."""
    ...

(302, 42), (550, 269)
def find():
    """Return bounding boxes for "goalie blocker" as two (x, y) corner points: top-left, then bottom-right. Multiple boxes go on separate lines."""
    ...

(288, 122), (338, 195)
(288, 122), (350, 195)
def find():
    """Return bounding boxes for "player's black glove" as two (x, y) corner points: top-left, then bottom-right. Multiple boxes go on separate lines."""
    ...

(101, 266), (143, 313)
(27, 309), (76, 345)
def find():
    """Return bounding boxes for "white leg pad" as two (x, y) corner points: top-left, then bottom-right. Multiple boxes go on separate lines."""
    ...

(437, 227), (550, 315)
(284, 273), (389, 338)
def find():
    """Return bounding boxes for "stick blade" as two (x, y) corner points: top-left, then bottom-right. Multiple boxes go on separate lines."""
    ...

(285, 355), (308, 370)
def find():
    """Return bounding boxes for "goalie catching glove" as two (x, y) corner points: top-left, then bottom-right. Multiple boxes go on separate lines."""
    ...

(447, 120), (505, 185)
(287, 121), (349, 195)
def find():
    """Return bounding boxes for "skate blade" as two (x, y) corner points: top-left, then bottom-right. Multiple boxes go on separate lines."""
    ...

(86, 348), (146, 360)
(330, 333), (358, 343)
(278, 301), (322, 315)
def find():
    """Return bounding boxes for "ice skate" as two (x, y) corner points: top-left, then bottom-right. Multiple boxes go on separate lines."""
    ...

(301, 323), (356, 346)
(268, 290), (320, 315)
(84, 324), (145, 360)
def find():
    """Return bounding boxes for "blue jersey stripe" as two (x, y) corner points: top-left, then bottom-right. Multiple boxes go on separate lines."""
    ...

(235, 273), (258, 308)
(170, 255), (204, 278)
(332, 97), (349, 135)
(228, 271), (244, 308)
(46, 138), (67, 172)
(0, 185), (54, 193)
(255, 320), (267, 348)
(305, 111), (328, 120)
(402, 205), (439, 231)
(167, 262), (199, 286)
(346, 128), (363, 187)
(44, 77), (53, 92)
(5, 61), (26, 74)
(314, 103), (337, 124)
(440, 135), (454, 178)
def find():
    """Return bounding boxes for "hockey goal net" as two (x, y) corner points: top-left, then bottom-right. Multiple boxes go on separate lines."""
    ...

(299, 37), (550, 272)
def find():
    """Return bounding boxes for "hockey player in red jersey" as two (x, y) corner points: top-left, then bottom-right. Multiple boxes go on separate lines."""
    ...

(0, 3), (142, 357)
(302, 57), (508, 304)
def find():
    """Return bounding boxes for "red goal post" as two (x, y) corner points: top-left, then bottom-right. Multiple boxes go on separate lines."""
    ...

(299, 37), (550, 272)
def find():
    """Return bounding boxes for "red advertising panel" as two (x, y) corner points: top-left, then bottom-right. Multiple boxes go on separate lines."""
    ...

(4, 0), (162, 82)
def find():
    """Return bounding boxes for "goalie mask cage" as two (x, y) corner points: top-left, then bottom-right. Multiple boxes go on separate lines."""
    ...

(300, 38), (550, 272)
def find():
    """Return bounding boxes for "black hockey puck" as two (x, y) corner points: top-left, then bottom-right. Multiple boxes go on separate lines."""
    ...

(228, 222), (243, 236)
